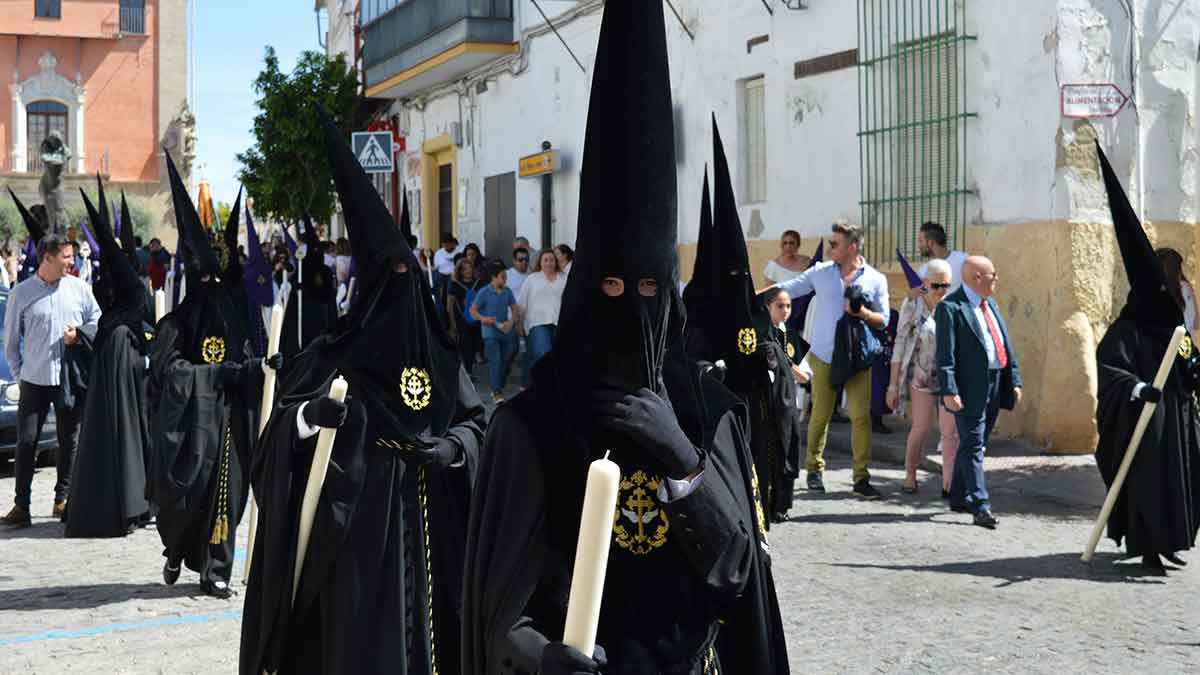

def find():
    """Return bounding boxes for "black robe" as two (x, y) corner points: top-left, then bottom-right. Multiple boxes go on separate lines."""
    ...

(1095, 319), (1200, 556)
(148, 317), (262, 583)
(756, 325), (804, 521)
(239, 349), (485, 675)
(279, 271), (339, 366)
(462, 353), (789, 674)
(64, 325), (152, 537)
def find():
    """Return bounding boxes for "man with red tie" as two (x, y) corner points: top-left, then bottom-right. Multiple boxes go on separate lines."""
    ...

(935, 255), (1022, 529)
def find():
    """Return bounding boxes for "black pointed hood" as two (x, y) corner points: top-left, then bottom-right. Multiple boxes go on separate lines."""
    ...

(553, 0), (680, 406)
(1096, 141), (1183, 329)
(165, 148), (221, 280)
(682, 168), (717, 359)
(8, 187), (46, 243)
(399, 190), (418, 250)
(163, 149), (247, 366)
(315, 104), (459, 440)
(118, 191), (140, 267)
(82, 177), (147, 350)
(221, 187), (244, 290)
(711, 116), (770, 393)
(297, 213), (335, 300)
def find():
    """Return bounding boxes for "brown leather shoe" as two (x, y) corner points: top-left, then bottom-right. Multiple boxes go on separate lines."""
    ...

(2, 505), (31, 528)
(52, 500), (67, 520)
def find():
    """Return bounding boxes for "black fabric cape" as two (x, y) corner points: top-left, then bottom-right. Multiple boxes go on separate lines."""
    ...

(64, 325), (152, 537)
(1095, 319), (1200, 556)
(239, 346), (485, 675)
(147, 316), (261, 574)
(462, 352), (788, 674)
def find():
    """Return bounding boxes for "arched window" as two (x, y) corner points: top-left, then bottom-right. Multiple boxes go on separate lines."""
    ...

(27, 100), (68, 173)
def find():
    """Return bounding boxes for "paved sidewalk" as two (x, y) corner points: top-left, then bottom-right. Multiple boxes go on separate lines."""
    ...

(1, 401), (1197, 673)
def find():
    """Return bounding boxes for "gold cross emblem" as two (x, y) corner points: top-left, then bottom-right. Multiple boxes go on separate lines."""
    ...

(612, 470), (669, 555)
(201, 336), (226, 364)
(737, 327), (757, 355)
(400, 367), (432, 411)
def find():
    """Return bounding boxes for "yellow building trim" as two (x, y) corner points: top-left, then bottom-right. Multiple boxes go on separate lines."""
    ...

(420, 134), (457, 248)
(365, 42), (520, 98)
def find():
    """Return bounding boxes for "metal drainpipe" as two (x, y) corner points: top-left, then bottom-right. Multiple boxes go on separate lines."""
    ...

(541, 141), (552, 249)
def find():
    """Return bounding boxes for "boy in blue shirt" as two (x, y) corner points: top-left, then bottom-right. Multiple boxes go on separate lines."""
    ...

(471, 261), (521, 402)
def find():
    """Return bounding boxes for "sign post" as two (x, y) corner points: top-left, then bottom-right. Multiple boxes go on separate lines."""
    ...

(351, 131), (395, 174)
(1061, 84), (1129, 119)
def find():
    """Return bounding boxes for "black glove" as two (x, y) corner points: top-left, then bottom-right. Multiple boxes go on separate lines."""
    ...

(263, 352), (284, 371)
(215, 361), (242, 390)
(540, 643), (607, 675)
(592, 387), (701, 479)
(303, 396), (348, 429)
(408, 435), (461, 468)
(1137, 384), (1163, 403)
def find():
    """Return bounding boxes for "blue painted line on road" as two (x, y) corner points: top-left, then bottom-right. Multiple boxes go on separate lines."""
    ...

(0, 610), (242, 647)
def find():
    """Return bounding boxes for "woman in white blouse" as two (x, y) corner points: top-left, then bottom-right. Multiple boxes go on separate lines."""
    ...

(517, 249), (566, 378)
(886, 258), (959, 495)
(761, 229), (810, 288)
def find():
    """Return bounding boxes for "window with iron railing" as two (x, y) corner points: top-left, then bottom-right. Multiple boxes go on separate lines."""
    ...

(120, 0), (145, 34)
(857, 0), (975, 263)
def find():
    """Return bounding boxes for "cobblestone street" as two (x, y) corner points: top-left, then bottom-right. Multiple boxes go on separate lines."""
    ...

(2, 437), (1198, 673)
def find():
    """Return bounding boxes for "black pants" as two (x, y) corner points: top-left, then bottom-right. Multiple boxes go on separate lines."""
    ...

(13, 381), (82, 509)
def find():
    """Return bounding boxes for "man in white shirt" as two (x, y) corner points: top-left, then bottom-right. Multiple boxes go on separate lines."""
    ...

(433, 234), (460, 277)
(505, 247), (530, 297)
(916, 221), (967, 296)
(774, 222), (890, 498)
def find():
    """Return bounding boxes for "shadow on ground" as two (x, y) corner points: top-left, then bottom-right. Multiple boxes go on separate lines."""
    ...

(0, 583), (202, 611)
(791, 455), (1103, 520)
(823, 551), (1174, 587)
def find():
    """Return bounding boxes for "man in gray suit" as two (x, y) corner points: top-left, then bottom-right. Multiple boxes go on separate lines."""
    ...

(935, 255), (1022, 529)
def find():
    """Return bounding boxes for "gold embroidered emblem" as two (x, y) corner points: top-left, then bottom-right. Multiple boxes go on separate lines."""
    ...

(201, 336), (226, 364)
(1180, 334), (1193, 359)
(612, 470), (669, 555)
(257, 274), (267, 286)
(750, 465), (769, 546)
(786, 342), (796, 359)
(144, 331), (155, 342)
(737, 327), (757, 355)
(400, 367), (433, 411)
(314, 274), (324, 287)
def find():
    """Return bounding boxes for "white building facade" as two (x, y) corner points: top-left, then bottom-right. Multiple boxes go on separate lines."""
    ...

(362, 0), (1198, 451)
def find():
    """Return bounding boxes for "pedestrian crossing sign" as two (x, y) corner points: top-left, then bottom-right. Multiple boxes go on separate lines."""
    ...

(351, 131), (394, 174)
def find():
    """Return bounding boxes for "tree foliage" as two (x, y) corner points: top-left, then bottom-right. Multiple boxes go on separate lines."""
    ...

(64, 191), (154, 242)
(236, 47), (359, 226)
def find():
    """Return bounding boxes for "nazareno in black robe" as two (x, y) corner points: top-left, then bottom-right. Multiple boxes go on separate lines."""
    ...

(1095, 318), (1200, 556)
(64, 325), (152, 537)
(462, 351), (789, 674)
(238, 345), (485, 675)
(147, 317), (262, 584)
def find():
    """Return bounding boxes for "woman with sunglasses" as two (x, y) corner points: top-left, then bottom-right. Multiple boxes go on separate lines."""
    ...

(762, 229), (810, 289)
(887, 258), (959, 494)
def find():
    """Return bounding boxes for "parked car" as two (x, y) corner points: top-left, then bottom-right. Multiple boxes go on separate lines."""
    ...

(0, 288), (57, 464)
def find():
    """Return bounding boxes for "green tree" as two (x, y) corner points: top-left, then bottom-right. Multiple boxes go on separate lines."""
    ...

(217, 201), (232, 228)
(236, 47), (359, 225)
(0, 199), (20, 246)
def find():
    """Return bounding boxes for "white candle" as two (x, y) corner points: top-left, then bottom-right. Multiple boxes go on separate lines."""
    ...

(243, 302), (286, 580)
(292, 375), (349, 604)
(154, 289), (166, 323)
(562, 451), (621, 658)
